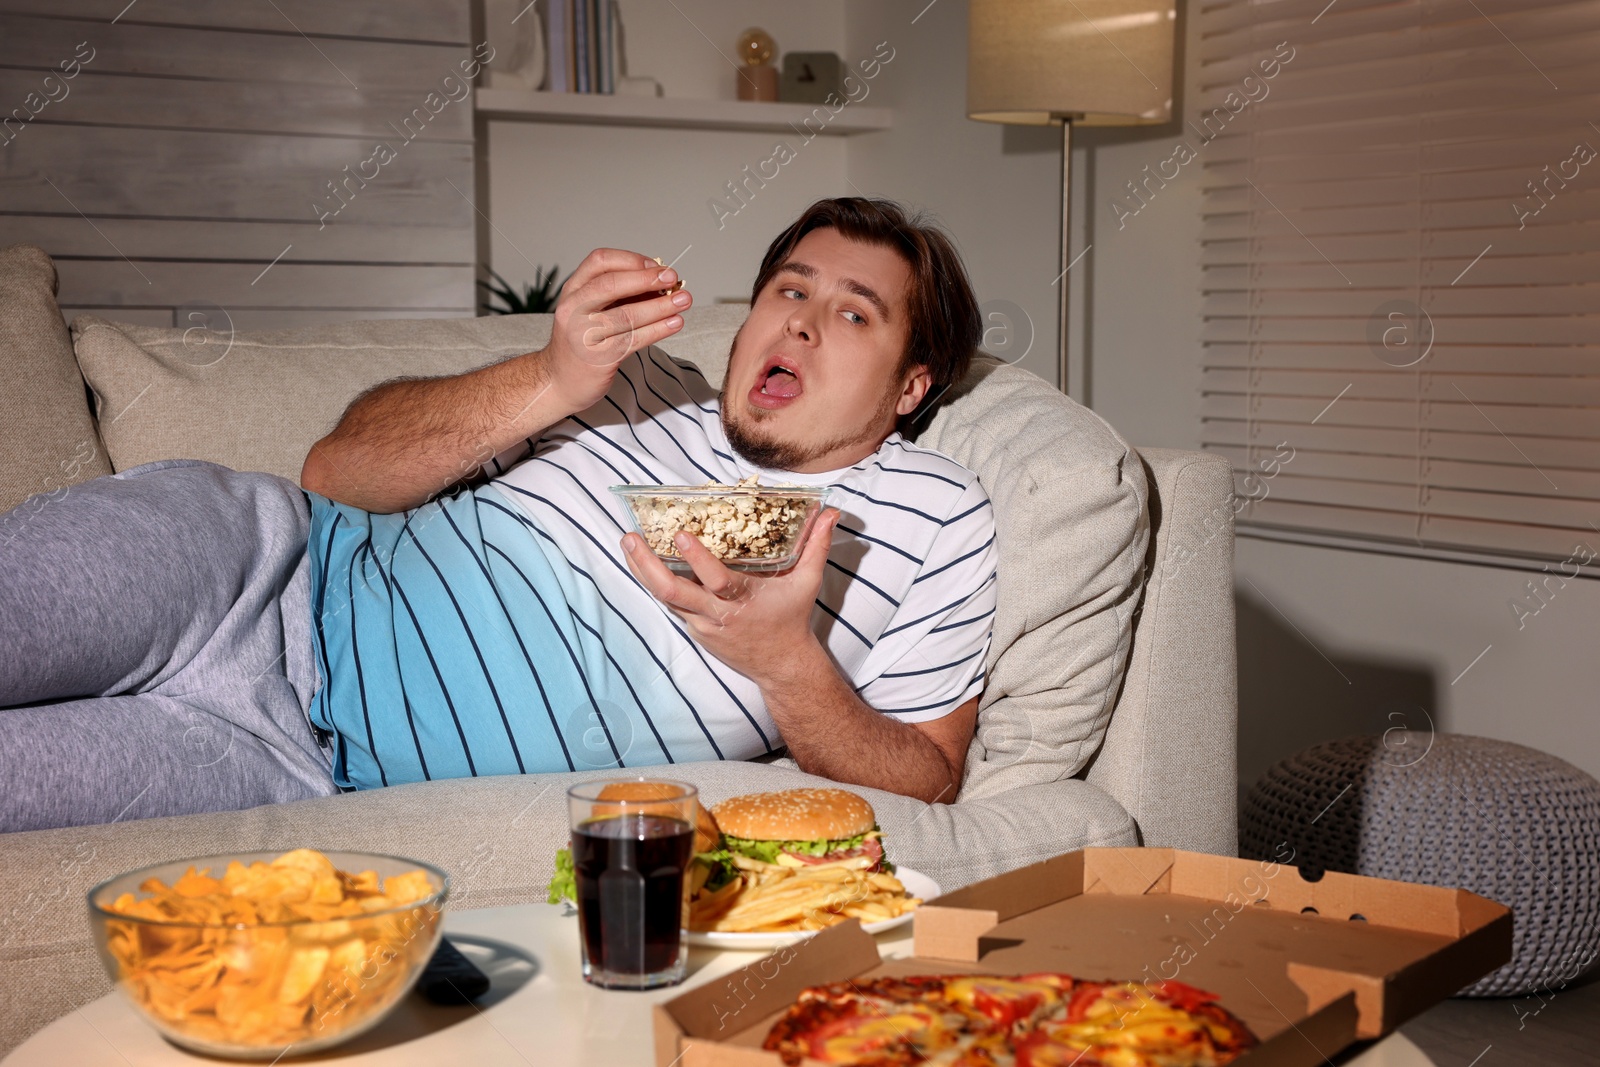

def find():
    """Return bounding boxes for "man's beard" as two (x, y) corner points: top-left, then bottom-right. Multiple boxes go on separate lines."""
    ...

(718, 347), (898, 472)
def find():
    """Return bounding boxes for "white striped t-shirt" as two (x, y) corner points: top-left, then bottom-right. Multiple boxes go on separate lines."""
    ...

(487, 346), (997, 766)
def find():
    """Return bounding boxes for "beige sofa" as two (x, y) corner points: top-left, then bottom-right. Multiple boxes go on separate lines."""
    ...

(0, 244), (1238, 1053)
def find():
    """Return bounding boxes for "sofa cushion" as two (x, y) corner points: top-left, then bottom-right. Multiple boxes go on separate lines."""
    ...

(69, 307), (748, 482)
(0, 245), (112, 516)
(0, 761), (1136, 1056)
(910, 357), (1149, 799)
(72, 313), (551, 482)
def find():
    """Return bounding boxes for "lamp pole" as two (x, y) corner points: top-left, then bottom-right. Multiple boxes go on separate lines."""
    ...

(1058, 117), (1073, 399)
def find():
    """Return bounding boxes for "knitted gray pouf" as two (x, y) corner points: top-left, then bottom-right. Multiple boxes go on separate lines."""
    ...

(1240, 733), (1600, 997)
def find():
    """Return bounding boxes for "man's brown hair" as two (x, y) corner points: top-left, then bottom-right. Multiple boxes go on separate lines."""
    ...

(749, 197), (980, 419)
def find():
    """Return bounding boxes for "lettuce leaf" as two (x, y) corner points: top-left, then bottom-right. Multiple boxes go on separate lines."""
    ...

(723, 829), (891, 869)
(552, 847), (741, 905)
(550, 827), (893, 910)
(694, 848), (737, 891)
(547, 847), (576, 905)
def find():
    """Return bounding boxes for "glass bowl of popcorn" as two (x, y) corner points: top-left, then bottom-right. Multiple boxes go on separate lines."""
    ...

(611, 479), (831, 573)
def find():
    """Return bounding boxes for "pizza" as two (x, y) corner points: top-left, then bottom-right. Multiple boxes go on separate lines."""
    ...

(761, 973), (1257, 1066)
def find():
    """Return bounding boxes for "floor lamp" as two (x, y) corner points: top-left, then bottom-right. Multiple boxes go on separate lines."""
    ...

(968, 0), (1177, 398)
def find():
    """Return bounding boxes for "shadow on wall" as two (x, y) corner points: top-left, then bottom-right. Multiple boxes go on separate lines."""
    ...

(1234, 591), (1437, 792)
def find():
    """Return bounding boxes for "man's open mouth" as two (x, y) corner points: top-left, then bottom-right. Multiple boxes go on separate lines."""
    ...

(757, 356), (803, 400)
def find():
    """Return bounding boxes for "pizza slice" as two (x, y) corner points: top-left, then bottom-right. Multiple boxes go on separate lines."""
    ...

(1016, 980), (1257, 1067)
(762, 974), (1257, 1067)
(762, 973), (1074, 1065)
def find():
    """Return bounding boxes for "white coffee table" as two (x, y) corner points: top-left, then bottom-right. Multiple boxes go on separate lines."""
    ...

(4, 902), (1437, 1066)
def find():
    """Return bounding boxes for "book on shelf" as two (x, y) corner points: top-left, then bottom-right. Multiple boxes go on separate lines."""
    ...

(582, 0), (595, 92)
(546, 0), (568, 92)
(542, 0), (614, 94)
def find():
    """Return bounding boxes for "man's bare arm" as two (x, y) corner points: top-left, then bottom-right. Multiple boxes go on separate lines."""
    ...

(301, 353), (564, 514)
(302, 249), (692, 513)
(759, 640), (976, 805)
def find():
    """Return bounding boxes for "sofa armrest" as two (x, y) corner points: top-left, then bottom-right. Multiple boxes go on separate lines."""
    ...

(1084, 448), (1238, 856)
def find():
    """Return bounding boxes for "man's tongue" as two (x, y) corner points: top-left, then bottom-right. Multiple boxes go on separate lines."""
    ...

(764, 368), (802, 399)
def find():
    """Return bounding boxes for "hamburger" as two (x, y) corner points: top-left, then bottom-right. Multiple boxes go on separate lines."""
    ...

(590, 779), (721, 851)
(698, 788), (893, 887)
(547, 781), (718, 905)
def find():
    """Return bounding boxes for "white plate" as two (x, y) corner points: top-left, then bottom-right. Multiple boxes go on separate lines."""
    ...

(686, 867), (939, 951)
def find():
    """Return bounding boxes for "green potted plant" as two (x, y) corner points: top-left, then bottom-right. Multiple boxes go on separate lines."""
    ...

(477, 264), (570, 315)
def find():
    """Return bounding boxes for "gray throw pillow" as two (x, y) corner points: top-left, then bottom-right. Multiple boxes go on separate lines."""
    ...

(0, 244), (112, 517)
(912, 357), (1149, 799)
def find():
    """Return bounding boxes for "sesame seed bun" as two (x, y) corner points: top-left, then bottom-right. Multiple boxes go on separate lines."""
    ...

(596, 781), (721, 851)
(710, 788), (876, 842)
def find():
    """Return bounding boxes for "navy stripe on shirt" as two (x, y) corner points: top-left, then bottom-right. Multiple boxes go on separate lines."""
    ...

(814, 597), (872, 649)
(836, 520), (923, 564)
(357, 529), (432, 780)
(497, 482), (764, 750)
(881, 572), (997, 638)
(830, 483), (947, 525)
(853, 459), (968, 490)
(480, 494), (737, 756)
(877, 672), (986, 715)
(404, 527), (528, 773)
(650, 350), (720, 416)
(826, 559), (900, 607)
(343, 537), (386, 787)
(945, 498), (992, 525)
(482, 540), (624, 766)
(913, 534), (997, 585)
(878, 646), (986, 679)
(445, 504), (575, 772)
(635, 353), (735, 463)
(614, 366), (722, 483)
(931, 605), (997, 634)
(568, 414), (670, 483)
(389, 572), (480, 775)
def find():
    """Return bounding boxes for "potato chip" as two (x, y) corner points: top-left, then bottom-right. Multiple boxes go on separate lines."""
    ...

(97, 849), (442, 1053)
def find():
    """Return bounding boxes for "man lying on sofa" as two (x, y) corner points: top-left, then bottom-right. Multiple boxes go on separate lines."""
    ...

(0, 197), (996, 833)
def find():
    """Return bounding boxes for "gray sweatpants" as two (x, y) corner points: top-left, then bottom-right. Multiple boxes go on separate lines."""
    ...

(0, 460), (337, 833)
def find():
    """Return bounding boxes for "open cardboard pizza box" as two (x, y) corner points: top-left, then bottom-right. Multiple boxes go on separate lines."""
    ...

(653, 847), (1511, 1066)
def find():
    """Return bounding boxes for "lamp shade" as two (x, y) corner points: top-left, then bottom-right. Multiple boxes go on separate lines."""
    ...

(968, 0), (1176, 126)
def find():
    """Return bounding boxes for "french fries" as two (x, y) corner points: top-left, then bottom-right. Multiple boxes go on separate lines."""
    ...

(689, 861), (920, 934)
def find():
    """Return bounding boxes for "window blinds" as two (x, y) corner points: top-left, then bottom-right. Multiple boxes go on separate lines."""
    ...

(1196, 0), (1600, 564)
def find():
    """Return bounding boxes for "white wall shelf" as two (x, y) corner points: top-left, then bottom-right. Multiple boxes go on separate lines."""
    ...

(475, 88), (892, 136)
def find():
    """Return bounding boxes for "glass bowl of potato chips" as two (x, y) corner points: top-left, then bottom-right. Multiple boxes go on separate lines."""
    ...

(87, 848), (448, 1059)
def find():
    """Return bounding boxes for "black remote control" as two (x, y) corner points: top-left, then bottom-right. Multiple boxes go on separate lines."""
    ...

(417, 937), (491, 1004)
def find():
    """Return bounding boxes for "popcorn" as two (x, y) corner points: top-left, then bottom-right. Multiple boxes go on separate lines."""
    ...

(652, 255), (685, 295)
(626, 476), (815, 563)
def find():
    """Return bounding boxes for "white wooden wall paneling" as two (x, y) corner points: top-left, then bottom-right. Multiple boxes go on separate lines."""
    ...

(0, 17), (475, 92)
(8, 127), (474, 221)
(0, 1), (479, 326)
(0, 1), (468, 43)
(0, 216), (475, 262)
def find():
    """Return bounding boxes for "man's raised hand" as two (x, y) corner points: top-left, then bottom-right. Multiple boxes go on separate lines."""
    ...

(544, 248), (692, 415)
